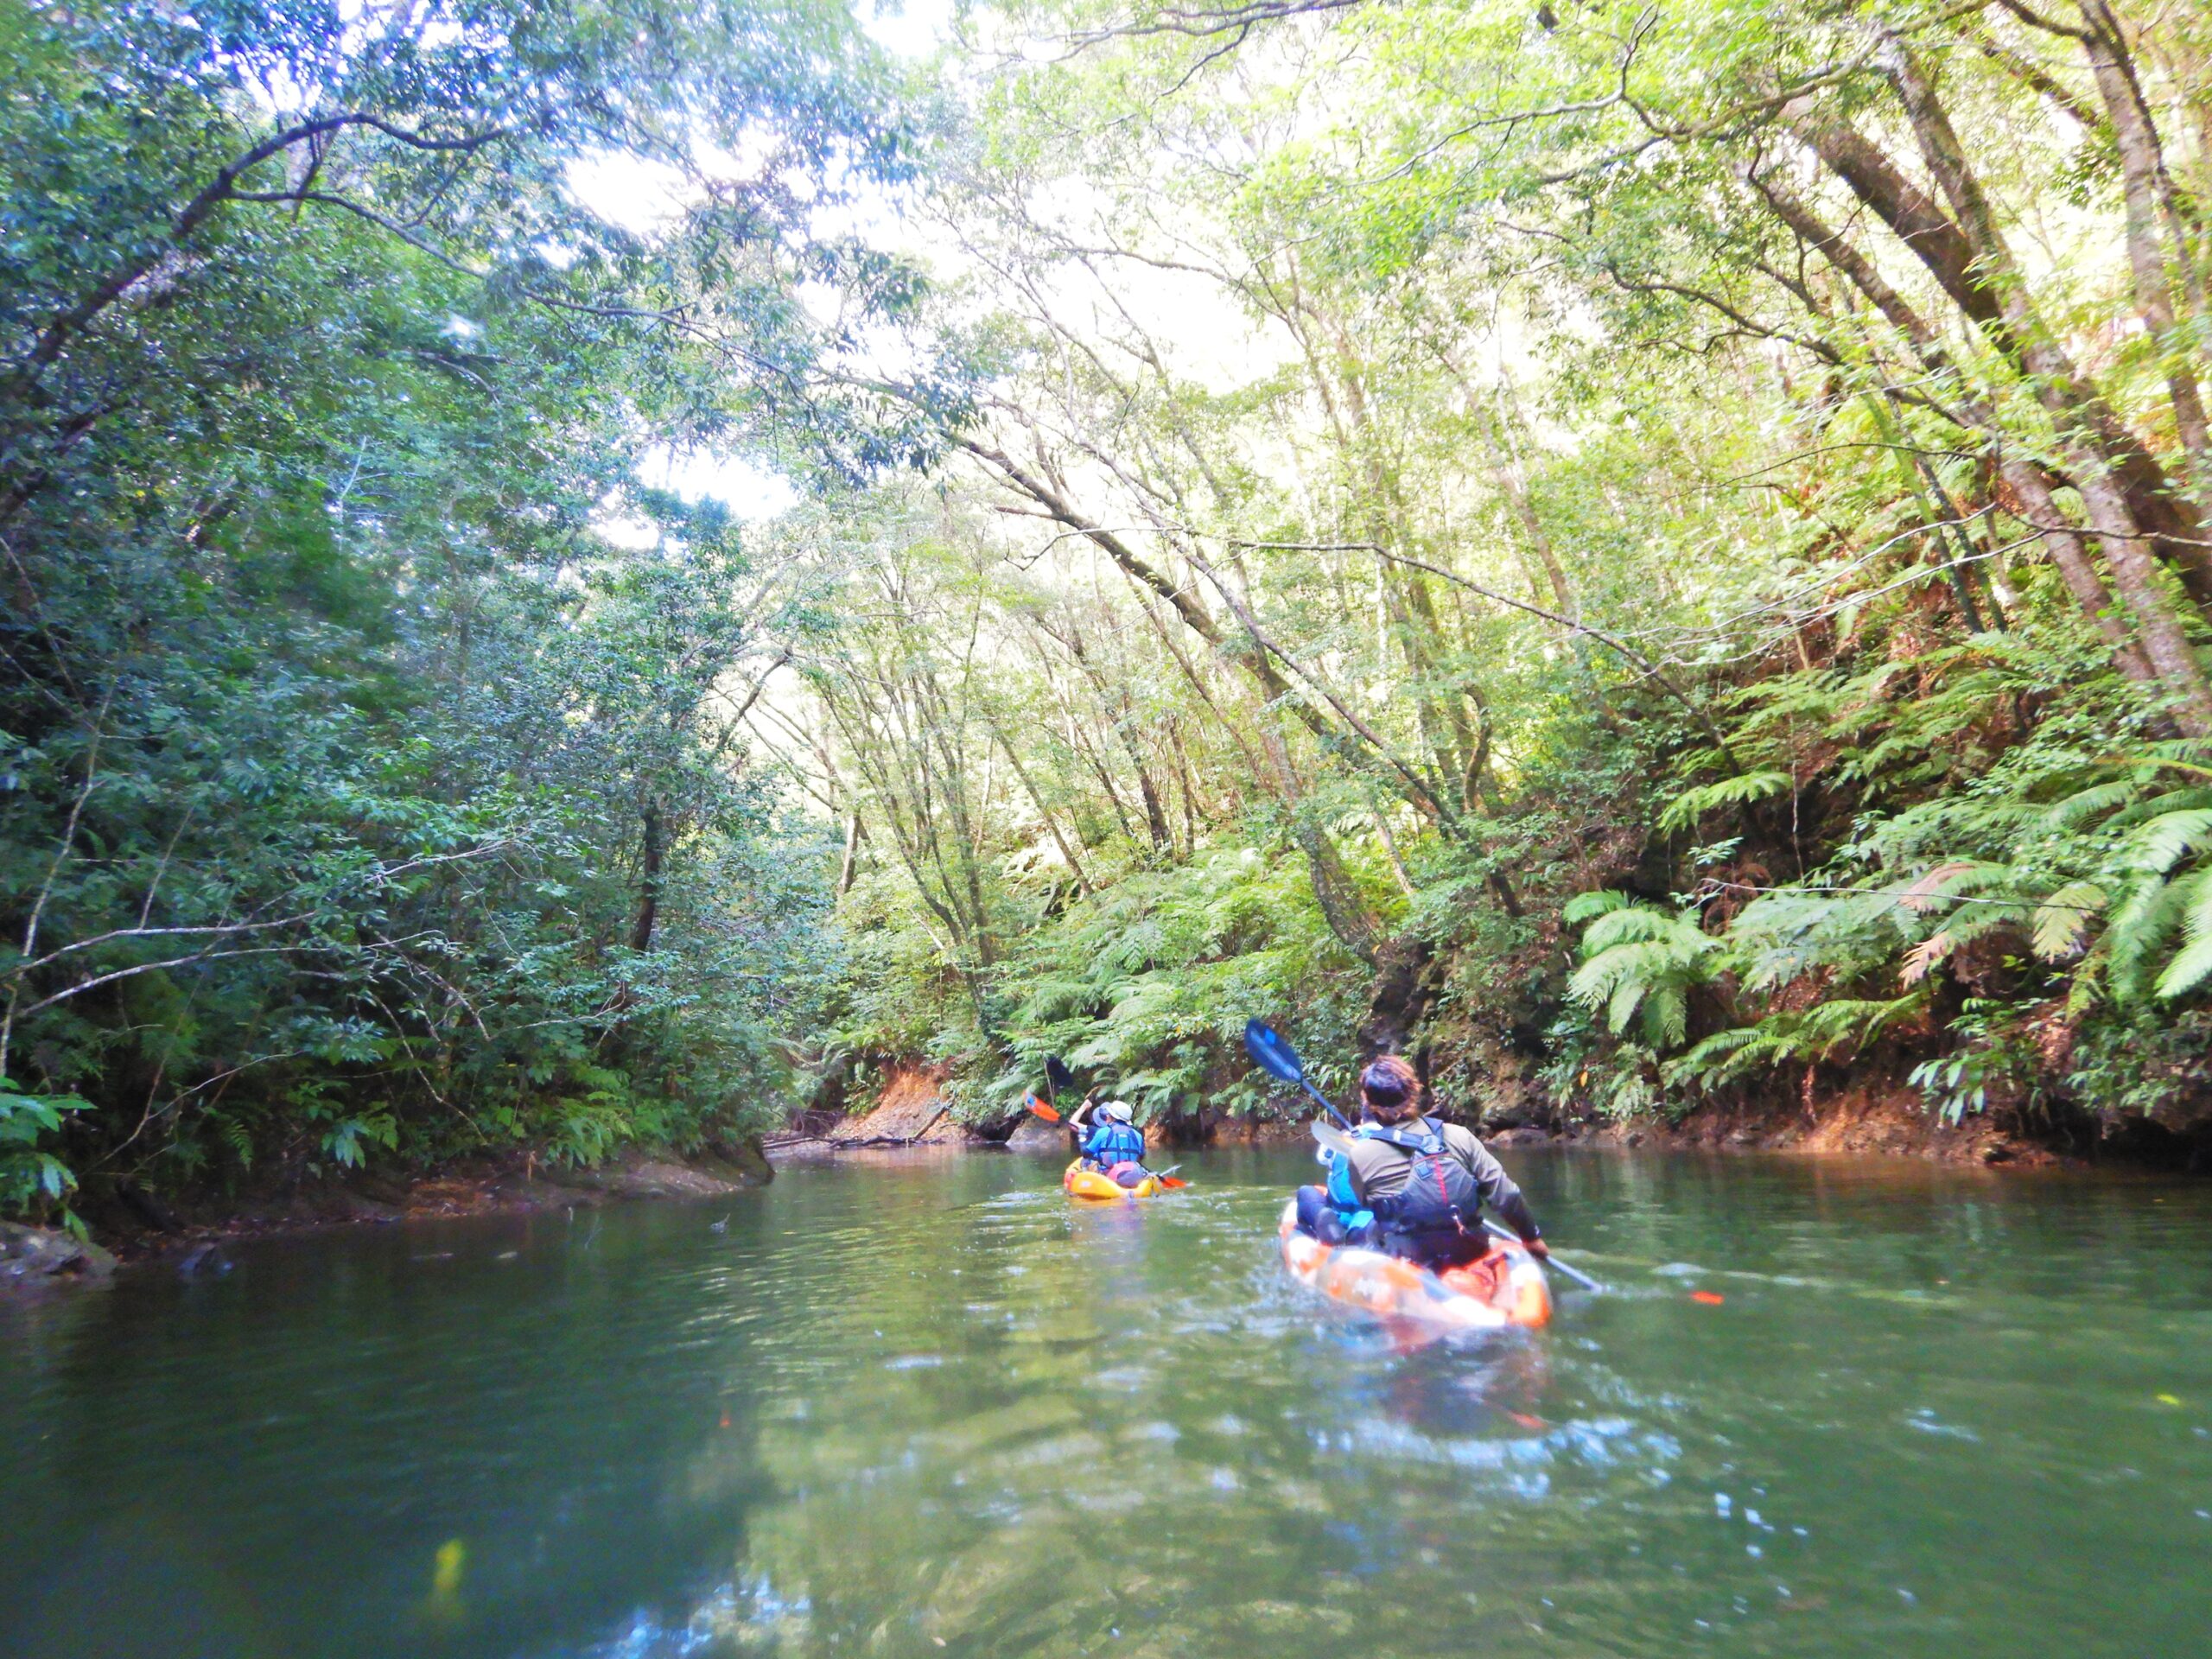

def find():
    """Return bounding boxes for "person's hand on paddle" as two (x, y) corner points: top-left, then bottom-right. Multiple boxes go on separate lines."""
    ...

(1522, 1236), (1551, 1261)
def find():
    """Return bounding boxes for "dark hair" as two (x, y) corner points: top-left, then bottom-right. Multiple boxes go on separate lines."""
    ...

(1359, 1055), (1422, 1120)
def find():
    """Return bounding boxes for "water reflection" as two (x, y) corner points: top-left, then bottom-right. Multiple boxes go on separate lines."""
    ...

(2, 1149), (2210, 1659)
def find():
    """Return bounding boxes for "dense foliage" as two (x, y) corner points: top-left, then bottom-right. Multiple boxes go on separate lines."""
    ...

(0, 0), (940, 1220)
(13, 0), (2212, 1225)
(789, 0), (2212, 1153)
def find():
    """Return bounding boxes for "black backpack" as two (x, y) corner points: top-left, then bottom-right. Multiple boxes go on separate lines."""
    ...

(1366, 1121), (1482, 1242)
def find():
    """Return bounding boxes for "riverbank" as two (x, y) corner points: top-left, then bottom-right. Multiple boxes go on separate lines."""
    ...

(828, 1059), (2198, 1172)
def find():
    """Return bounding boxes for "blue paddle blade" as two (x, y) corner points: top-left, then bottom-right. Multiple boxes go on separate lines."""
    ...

(1243, 1019), (1306, 1086)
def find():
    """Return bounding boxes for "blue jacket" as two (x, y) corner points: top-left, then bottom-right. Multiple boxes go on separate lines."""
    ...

(1082, 1120), (1147, 1166)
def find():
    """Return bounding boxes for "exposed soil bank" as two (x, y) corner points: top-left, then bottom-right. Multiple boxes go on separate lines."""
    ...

(821, 1059), (2209, 1173)
(1510, 1071), (2210, 1173)
(787, 1094), (2096, 1175)
(1494, 1095), (2068, 1169)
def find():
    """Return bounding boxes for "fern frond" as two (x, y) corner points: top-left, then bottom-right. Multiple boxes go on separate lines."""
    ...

(1664, 1027), (1764, 1089)
(2122, 808), (2212, 874)
(1657, 770), (1792, 834)
(1578, 906), (1699, 954)
(1580, 938), (1675, 1002)
(2152, 933), (2212, 1000)
(2152, 868), (2212, 1000)
(1567, 950), (1630, 1009)
(1896, 860), (2012, 912)
(1644, 985), (1690, 1048)
(2036, 778), (2141, 833)
(1605, 976), (1649, 1036)
(2101, 787), (2212, 835)
(2031, 883), (2107, 962)
(1899, 931), (1954, 985)
(2107, 875), (2189, 1002)
(1562, 889), (1631, 926)
(1797, 992), (1927, 1058)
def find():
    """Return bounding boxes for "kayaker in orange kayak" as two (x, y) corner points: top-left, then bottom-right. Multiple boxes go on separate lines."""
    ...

(1066, 1096), (1152, 1188)
(1293, 1055), (1551, 1272)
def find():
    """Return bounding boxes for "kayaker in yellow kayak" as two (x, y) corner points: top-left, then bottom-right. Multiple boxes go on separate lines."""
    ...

(1067, 1096), (1152, 1189)
(1293, 1056), (1551, 1272)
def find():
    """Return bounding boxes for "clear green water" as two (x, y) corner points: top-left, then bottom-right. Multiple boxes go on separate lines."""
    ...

(4, 1148), (2211, 1658)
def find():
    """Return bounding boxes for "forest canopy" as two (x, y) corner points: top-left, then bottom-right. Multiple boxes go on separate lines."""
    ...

(9, 0), (2212, 1220)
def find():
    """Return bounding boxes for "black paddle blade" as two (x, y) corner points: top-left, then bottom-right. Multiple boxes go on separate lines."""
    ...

(1046, 1056), (1075, 1094)
(1243, 1019), (1306, 1086)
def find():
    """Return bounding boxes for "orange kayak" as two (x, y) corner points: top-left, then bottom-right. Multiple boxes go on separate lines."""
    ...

(1064, 1159), (1167, 1201)
(1277, 1198), (1551, 1331)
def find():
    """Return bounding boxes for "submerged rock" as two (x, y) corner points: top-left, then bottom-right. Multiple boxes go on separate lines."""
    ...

(175, 1242), (235, 1278)
(1003, 1117), (1065, 1154)
(0, 1221), (118, 1296)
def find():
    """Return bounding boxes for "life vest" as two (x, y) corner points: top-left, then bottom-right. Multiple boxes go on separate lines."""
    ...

(1084, 1120), (1146, 1167)
(1322, 1135), (1375, 1230)
(1363, 1120), (1483, 1250)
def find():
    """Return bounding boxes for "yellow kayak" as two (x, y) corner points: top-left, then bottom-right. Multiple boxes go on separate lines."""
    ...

(1278, 1198), (1552, 1331)
(1063, 1159), (1167, 1201)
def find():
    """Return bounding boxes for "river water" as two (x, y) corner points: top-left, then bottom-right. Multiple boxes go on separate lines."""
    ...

(4, 1147), (2210, 1658)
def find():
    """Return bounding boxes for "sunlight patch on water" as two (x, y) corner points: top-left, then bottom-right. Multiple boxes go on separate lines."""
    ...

(589, 1574), (812, 1658)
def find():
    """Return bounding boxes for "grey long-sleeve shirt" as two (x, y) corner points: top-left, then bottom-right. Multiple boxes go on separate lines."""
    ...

(1342, 1119), (1542, 1241)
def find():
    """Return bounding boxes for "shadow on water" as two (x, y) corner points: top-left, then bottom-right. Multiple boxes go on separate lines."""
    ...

(3, 1145), (2211, 1657)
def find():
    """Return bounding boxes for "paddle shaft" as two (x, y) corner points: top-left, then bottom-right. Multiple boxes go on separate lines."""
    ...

(1484, 1220), (1601, 1292)
(1295, 1077), (1354, 1129)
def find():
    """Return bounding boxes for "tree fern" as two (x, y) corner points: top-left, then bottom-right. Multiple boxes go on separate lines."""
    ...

(1567, 894), (1721, 1048)
(1667, 992), (1927, 1090)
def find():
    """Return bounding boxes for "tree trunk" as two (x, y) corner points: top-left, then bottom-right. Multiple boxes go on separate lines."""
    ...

(1357, 935), (1440, 1061)
(1789, 80), (2212, 609)
(630, 803), (663, 954)
(1257, 727), (1381, 967)
(1750, 168), (2168, 690)
(837, 810), (865, 898)
(1465, 390), (1574, 616)
(2080, 3), (2212, 491)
